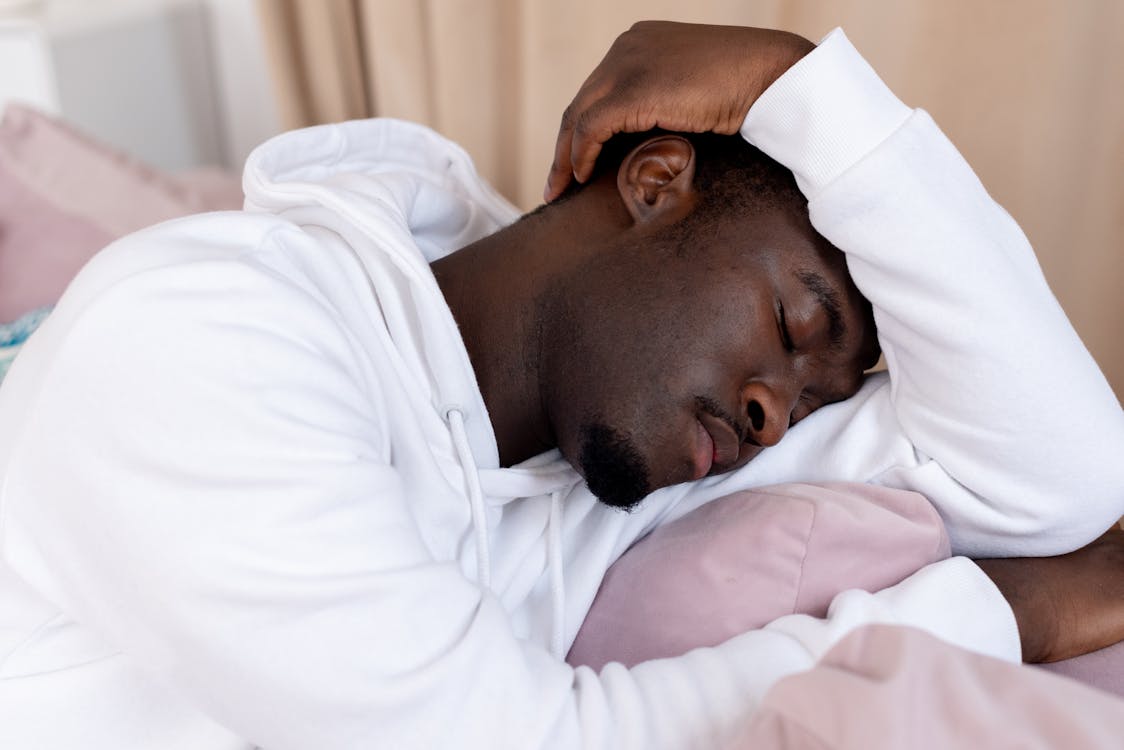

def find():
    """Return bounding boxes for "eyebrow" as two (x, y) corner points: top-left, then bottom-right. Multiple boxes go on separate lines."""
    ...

(794, 269), (846, 350)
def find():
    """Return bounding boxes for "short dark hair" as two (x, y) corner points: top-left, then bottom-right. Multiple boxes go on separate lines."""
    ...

(682, 131), (806, 219)
(548, 130), (806, 223)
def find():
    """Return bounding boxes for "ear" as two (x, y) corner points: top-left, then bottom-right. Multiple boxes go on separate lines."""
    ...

(617, 136), (697, 225)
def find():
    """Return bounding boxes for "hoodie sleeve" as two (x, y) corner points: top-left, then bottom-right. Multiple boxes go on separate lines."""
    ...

(741, 29), (1124, 557)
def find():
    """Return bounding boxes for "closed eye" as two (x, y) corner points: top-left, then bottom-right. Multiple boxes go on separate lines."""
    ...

(777, 301), (795, 353)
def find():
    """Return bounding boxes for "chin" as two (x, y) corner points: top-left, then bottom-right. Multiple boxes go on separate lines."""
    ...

(577, 422), (653, 512)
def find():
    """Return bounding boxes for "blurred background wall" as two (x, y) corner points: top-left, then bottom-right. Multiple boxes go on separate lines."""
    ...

(2, 0), (1120, 400)
(0, 0), (280, 169)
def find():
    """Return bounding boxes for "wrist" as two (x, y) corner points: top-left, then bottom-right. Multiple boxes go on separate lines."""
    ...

(975, 557), (1057, 663)
(737, 29), (815, 116)
(762, 31), (816, 89)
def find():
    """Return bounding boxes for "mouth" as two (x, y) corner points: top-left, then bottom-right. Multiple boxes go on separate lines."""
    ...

(691, 420), (714, 480)
(692, 410), (742, 479)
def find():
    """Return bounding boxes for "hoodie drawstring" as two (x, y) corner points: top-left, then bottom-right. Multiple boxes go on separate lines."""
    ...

(547, 489), (566, 658)
(445, 407), (491, 589)
(444, 406), (569, 659)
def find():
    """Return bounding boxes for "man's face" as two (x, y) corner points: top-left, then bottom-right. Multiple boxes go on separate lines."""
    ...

(539, 206), (879, 510)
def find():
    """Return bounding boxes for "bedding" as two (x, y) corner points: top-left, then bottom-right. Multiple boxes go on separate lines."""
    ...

(0, 306), (51, 385)
(568, 482), (949, 671)
(733, 624), (1124, 748)
(0, 103), (242, 321)
(1039, 639), (1124, 694)
(0, 157), (113, 319)
(569, 481), (1124, 701)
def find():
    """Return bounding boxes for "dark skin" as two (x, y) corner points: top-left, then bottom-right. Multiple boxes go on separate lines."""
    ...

(538, 19), (1124, 665)
(433, 135), (877, 509)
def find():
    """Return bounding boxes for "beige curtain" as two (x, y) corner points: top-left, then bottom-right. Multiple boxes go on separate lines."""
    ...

(256, 0), (1124, 401)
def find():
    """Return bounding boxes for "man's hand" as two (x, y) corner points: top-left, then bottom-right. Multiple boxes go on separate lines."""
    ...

(544, 22), (814, 202)
(976, 528), (1124, 663)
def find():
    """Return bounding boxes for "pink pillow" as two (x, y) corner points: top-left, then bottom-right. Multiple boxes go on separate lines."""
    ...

(569, 481), (1124, 700)
(0, 165), (114, 319)
(568, 482), (950, 671)
(0, 104), (242, 320)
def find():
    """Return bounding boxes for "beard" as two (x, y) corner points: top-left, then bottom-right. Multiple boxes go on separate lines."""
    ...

(578, 422), (652, 512)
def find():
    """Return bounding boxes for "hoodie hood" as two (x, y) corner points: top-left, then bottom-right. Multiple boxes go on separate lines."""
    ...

(239, 120), (585, 654)
(241, 118), (522, 473)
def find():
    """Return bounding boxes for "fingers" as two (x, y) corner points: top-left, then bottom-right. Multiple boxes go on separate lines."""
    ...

(543, 114), (627, 202)
(544, 122), (576, 202)
(568, 102), (617, 186)
(543, 23), (815, 203)
(571, 139), (605, 191)
(544, 96), (636, 202)
(545, 83), (615, 202)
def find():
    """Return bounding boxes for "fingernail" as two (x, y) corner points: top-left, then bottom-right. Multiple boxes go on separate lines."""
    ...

(543, 181), (553, 203)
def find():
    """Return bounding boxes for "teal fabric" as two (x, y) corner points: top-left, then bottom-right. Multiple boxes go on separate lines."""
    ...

(0, 306), (52, 385)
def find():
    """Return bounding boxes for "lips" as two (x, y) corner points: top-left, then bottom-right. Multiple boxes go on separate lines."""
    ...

(692, 420), (714, 480)
(696, 410), (741, 474)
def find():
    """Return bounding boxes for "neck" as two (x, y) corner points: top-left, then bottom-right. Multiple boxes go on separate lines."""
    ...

(431, 213), (557, 466)
(430, 190), (625, 466)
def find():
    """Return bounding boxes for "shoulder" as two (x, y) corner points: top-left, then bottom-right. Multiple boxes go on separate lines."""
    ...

(61, 211), (321, 309)
(6, 210), (383, 452)
(43, 211), (361, 363)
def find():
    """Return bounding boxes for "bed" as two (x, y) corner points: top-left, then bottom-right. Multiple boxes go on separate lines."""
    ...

(3, 102), (1122, 747)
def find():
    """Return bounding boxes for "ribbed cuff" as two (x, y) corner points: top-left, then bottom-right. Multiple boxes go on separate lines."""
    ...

(740, 28), (913, 197)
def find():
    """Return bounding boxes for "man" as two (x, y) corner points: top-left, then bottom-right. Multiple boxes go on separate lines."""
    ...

(0, 21), (1121, 750)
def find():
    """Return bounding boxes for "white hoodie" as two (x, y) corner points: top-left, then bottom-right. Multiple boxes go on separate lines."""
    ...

(1, 29), (1122, 750)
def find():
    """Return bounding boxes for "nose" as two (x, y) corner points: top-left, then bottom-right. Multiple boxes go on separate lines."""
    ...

(740, 381), (799, 447)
